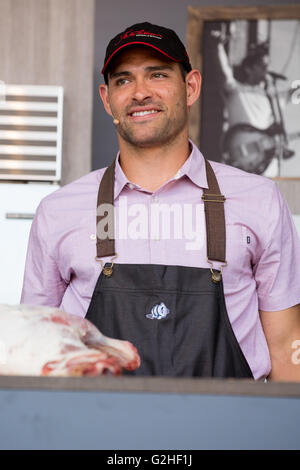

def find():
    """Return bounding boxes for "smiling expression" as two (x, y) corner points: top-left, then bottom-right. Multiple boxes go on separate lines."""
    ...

(100, 47), (190, 149)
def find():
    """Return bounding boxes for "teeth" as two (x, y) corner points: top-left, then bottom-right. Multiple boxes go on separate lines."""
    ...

(131, 110), (158, 117)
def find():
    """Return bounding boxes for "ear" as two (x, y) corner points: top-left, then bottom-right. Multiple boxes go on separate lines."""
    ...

(185, 69), (202, 107)
(99, 84), (113, 118)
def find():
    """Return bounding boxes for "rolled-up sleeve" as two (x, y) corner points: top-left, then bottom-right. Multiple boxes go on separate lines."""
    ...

(20, 201), (67, 307)
(254, 183), (300, 311)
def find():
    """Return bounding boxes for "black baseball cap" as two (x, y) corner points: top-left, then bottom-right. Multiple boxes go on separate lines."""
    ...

(102, 22), (192, 80)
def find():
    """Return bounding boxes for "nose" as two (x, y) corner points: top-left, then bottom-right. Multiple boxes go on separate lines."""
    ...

(132, 76), (152, 103)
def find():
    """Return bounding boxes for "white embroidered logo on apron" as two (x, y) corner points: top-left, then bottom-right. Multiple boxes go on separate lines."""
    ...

(146, 302), (170, 320)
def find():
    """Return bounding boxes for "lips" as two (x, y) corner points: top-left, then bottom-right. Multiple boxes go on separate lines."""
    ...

(131, 109), (159, 117)
(127, 106), (162, 119)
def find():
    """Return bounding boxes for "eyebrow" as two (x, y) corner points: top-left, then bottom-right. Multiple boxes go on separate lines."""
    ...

(109, 65), (175, 80)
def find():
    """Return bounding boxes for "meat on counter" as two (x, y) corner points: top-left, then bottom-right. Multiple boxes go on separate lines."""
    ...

(0, 304), (140, 376)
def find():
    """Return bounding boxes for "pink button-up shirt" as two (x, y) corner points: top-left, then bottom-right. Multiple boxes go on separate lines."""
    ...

(21, 142), (300, 379)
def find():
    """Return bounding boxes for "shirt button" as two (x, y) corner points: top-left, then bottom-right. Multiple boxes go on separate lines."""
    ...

(153, 196), (159, 203)
(128, 183), (134, 190)
(174, 170), (181, 179)
(90, 234), (96, 240)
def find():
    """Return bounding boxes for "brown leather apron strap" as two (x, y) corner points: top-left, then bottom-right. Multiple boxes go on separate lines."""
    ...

(202, 160), (226, 263)
(96, 157), (226, 263)
(96, 158), (116, 258)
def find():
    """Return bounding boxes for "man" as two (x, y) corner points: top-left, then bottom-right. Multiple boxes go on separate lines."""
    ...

(210, 31), (296, 176)
(213, 38), (273, 127)
(21, 22), (300, 381)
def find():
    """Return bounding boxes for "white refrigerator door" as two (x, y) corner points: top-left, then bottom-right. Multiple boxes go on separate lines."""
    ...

(0, 183), (60, 304)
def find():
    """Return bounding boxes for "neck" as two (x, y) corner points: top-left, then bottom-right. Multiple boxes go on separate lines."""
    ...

(118, 132), (191, 192)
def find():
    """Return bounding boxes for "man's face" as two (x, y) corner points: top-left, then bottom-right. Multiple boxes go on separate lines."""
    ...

(248, 55), (270, 85)
(101, 47), (189, 148)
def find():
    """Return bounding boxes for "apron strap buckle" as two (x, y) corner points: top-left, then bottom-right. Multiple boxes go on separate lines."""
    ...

(95, 254), (118, 277)
(207, 258), (228, 283)
(201, 193), (226, 203)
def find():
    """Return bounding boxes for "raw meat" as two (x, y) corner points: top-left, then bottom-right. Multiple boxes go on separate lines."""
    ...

(0, 304), (140, 376)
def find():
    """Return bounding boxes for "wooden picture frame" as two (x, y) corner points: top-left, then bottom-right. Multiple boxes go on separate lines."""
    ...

(187, 5), (300, 206)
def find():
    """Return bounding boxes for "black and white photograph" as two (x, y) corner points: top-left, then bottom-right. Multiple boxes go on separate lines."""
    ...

(189, 13), (300, 178)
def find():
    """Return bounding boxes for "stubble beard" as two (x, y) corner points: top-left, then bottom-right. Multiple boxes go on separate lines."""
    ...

(116, 101), (189, 149)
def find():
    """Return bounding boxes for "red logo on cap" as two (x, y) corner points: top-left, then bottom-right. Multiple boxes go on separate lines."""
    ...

(115, 29), (163, 45)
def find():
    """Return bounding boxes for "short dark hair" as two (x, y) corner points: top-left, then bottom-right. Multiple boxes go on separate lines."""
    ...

(233, 41), (269, 83)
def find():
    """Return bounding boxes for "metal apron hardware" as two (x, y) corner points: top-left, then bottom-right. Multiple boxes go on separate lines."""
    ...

(86, 159), (253, 378)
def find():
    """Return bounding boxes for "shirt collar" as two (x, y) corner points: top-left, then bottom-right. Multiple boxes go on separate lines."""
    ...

(177, 140), (208, 189)
(113, 140), (208, 200)
(114, 152), (130, 200)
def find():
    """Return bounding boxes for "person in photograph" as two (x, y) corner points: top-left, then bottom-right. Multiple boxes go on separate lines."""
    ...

(210, 29), (297, 175)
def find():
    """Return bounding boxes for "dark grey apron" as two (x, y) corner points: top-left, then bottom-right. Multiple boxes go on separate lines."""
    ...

(85, 159), (253, 378)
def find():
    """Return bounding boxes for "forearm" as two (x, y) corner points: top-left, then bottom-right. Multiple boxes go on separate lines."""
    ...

(216, 43), (234, 84)
(210, 31), (236, 91)
(267, 333), (300, 382)
(260, 305), (300, 382)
